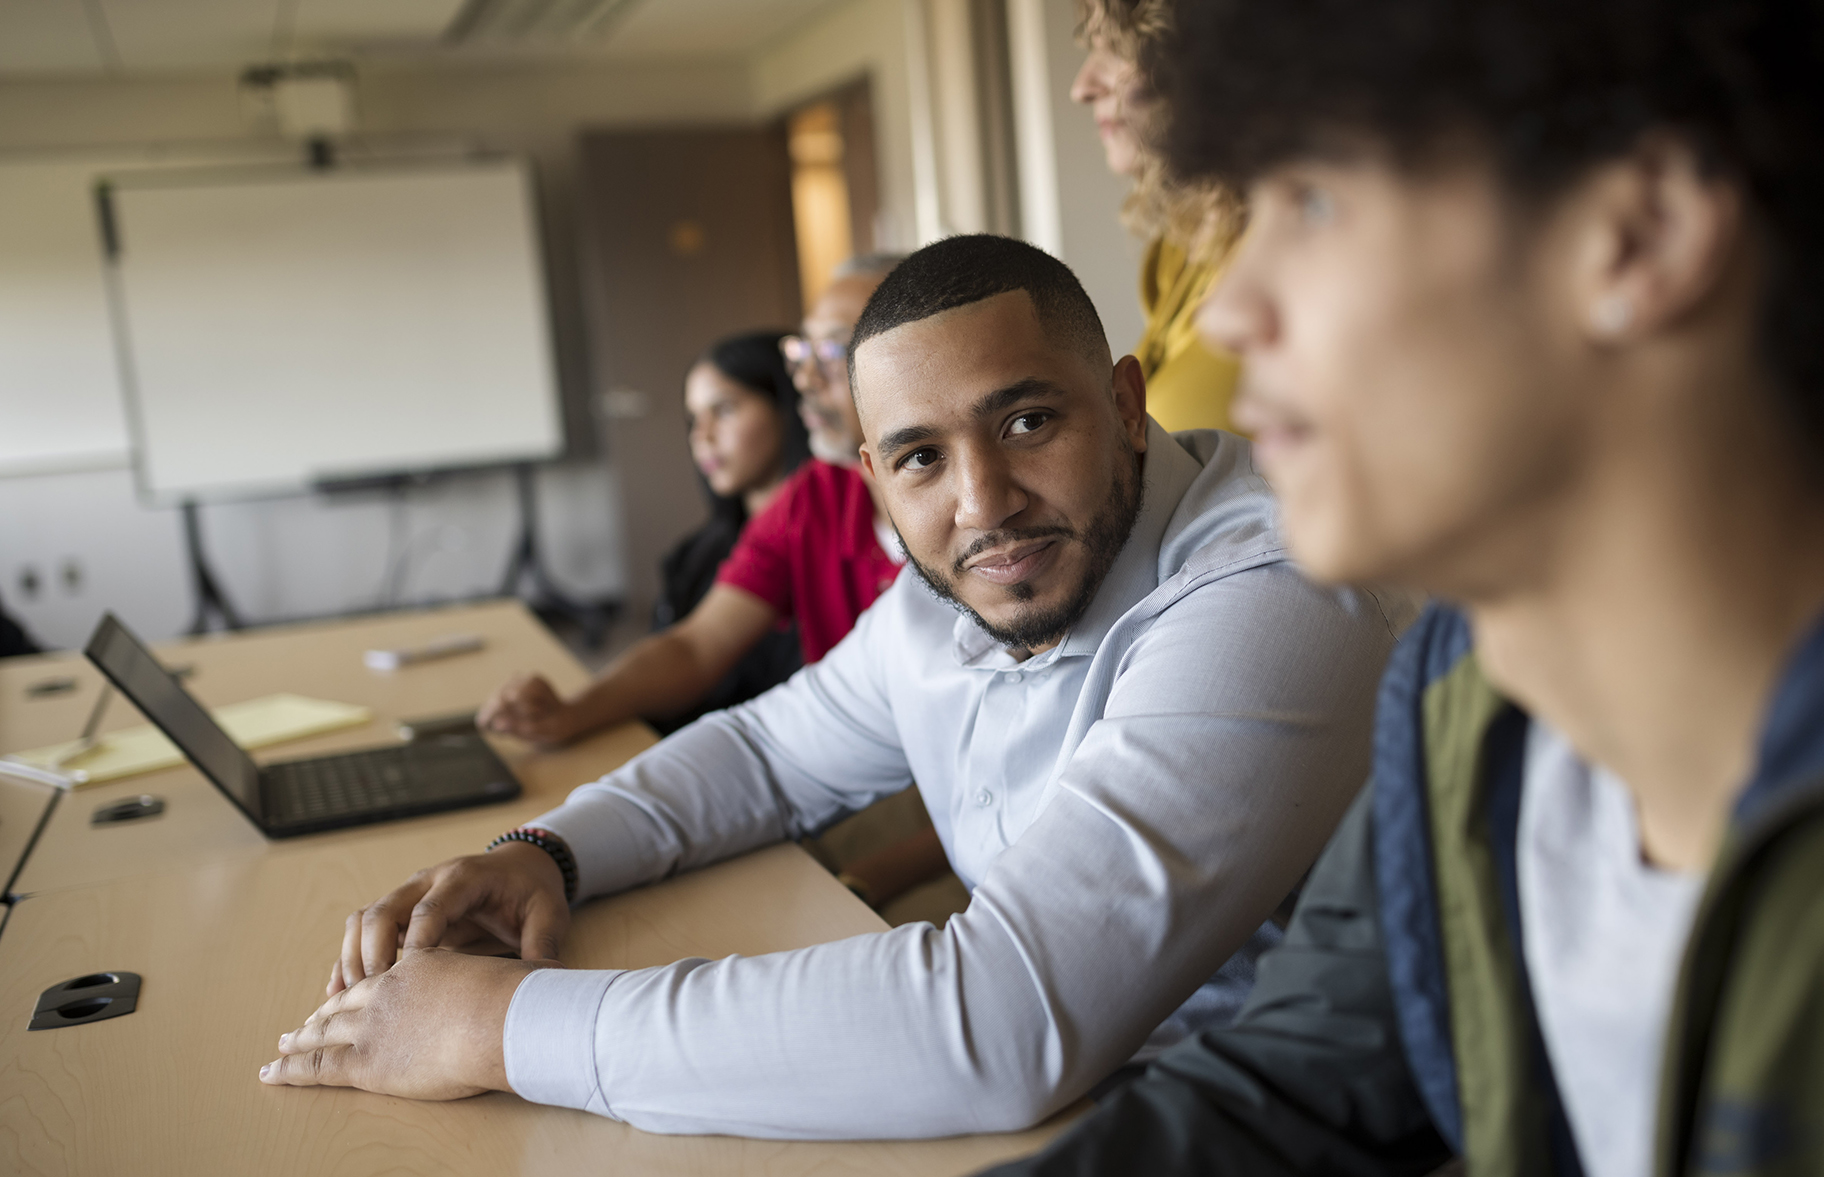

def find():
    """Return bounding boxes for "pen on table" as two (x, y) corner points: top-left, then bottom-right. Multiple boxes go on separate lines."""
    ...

(52, 685), (114, 768)
(0, 759), (82, 789)
(364, 634), (487, 671)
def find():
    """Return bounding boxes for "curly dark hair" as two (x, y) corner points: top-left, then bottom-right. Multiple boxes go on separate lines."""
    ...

(1153, 0), (1824, 458)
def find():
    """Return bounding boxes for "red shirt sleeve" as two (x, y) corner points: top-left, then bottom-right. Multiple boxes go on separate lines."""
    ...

(714, 468), (803, 616)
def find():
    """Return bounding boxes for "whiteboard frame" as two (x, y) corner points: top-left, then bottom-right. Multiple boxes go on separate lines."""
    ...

(100, 155), (568, 506)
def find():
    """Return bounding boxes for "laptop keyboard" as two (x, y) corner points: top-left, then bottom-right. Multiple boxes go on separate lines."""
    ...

(261, 735), (517, 831)
(267, 752), (414, 823)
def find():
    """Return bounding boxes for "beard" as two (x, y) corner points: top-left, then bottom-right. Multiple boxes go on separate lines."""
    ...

(803, 401), (862, 466)
(807, 420), (858, 466)
(905, 442), (1144, 652)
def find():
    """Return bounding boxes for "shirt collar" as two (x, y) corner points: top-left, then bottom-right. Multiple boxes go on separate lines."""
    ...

(951, 615), (1068, 670)
(947, 417), (1203, 666)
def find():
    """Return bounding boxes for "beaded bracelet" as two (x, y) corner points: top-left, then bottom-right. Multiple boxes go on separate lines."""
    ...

(488, 826), (578, 904)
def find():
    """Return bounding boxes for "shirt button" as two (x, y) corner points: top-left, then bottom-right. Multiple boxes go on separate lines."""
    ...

(1001, 671), (1021, 684)
(975, 789), (993, 807)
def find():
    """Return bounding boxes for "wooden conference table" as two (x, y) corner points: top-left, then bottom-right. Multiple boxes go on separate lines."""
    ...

(0, 601), (1065, 1176)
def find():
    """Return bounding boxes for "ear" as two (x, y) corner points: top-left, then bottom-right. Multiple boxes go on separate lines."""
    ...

(1112, 354), (1149, 452)
(858, 444), (878, 483)
(1569, 134), (1744, 347)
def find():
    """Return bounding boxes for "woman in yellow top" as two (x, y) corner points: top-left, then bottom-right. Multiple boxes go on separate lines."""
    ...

(1070, 0), (1245, 433)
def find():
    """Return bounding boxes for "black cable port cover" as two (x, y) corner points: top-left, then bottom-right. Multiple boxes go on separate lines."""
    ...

(29, 971), (141, 1030)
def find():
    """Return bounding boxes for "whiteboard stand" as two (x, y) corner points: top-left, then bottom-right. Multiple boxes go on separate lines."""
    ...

(181, 500), (244, 635)
(498, 464), (618, 649)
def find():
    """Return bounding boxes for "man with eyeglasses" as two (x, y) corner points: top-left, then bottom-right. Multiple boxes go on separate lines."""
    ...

(479, 254), (907, 746)
(723, 253), (909, 667)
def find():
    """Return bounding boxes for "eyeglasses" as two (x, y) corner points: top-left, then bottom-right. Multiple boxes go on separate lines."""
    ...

(780, 335), (849, 376)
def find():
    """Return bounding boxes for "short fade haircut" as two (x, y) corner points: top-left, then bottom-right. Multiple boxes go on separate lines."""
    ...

(834, 252), (908, 279)
(849, 234), (1111, 394)
(1154, 0), (1824, 461)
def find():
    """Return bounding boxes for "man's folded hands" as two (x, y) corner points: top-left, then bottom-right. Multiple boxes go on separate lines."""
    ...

(328, 839), (570, 996)
(264, 839), (572, 1099)
(263, 948), (554, 1099)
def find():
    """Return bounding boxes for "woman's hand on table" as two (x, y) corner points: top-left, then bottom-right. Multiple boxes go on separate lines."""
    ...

(476, 672), (585, 745)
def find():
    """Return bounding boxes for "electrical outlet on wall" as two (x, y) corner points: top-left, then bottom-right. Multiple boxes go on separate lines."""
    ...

(0, 468), (191, 648)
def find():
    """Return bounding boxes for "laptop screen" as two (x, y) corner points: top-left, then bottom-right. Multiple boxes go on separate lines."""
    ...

(84, 613), (264, 822)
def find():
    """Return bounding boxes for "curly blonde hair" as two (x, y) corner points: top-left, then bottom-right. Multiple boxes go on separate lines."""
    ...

(1078, 0), (1243, 261)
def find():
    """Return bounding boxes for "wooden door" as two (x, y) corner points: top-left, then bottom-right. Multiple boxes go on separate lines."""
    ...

(576, 127), (801, 628)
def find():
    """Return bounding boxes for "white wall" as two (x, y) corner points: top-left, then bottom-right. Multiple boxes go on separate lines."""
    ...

(1013, 0), (1145, 353)
(0, 60), (751, 649)
(0, 467), (189, 643)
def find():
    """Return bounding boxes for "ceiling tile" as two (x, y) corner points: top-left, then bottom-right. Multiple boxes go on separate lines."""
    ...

(0, 0), (845, 75)
(286, 0), (463, 53)
(0, 0), (109, 74)
(604, 0), (837, 56)
(96, 0), (280, 72)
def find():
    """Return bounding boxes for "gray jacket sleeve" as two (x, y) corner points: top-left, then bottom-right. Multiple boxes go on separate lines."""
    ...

(978, 786), (1454, 1177)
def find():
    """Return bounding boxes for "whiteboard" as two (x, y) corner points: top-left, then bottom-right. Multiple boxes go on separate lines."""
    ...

(105, 159), (564, 503)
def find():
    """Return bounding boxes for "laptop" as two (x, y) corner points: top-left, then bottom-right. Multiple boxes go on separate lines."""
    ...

(84, 612), (520, 838)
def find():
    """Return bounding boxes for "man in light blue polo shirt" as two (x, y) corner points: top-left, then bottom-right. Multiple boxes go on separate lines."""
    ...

(261, 234), (1411, 1140)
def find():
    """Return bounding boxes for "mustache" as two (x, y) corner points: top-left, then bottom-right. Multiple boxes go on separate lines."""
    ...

(951, 525), (1076, 578)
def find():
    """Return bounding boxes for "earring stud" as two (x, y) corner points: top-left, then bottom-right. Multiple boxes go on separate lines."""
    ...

(1592, 294), (1633, 336)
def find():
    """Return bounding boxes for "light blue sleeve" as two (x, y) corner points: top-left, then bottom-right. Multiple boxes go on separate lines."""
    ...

(524, 586), (915, 902)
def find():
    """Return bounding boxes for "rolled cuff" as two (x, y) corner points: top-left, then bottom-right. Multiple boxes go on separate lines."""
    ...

(503, 967), (621, 1117)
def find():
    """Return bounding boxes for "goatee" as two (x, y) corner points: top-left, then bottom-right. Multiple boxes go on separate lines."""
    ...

(905, 443), (1143, 651)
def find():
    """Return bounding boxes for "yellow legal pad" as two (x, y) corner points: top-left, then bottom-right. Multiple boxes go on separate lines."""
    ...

(12, 694), (373, 786)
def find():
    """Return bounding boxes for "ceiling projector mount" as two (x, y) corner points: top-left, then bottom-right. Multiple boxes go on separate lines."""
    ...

(238, 62), (357, 167)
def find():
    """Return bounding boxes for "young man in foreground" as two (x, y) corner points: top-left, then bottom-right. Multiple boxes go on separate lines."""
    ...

(258, 235), (1408, 1138)
(986, 0), (1824, 1173)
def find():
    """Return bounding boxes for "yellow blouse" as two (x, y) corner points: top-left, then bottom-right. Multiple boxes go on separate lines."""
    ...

(1133, 236), (1243, 434)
